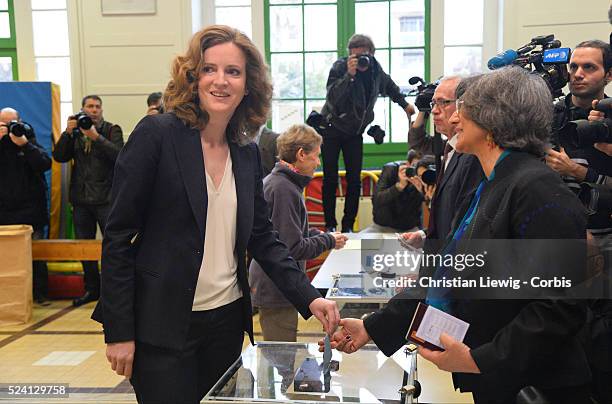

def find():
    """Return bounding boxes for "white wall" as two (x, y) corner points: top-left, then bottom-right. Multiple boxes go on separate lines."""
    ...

(14, 0), (612, 138)
(502, 0), (610, 51)
(67, 0), (193, 136)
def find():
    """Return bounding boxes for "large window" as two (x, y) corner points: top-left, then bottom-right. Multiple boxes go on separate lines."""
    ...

(355, 0), (426, 144)
(215, 0), (252, 38)
(31, 0), (72, 124)
(266, 0), (338, 132)
(443, 0), (483, 76)
(265, 0), (428, 146)
(0, 0), (17, 81)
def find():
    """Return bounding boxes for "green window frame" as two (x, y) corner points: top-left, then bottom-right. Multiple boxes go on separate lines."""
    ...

(0, 0), (18, 80)
(264, 0), (430, 168)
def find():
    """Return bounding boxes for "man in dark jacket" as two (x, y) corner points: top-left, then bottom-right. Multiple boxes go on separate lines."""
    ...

(320, 34), (414, 233)
(249, 124), (347, 341)
(546, 40), (612, 258)
(53, 95), (124, 307)
(403, 75), (483, 247)
(361, 152), (428, 233)
(0, 107), (51, 304)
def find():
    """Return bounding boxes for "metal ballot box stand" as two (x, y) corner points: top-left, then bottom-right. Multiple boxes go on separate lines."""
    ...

(203, 342), (419, 404)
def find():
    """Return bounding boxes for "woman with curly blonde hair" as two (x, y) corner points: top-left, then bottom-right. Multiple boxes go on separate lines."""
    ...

(92, 25), (339, 403)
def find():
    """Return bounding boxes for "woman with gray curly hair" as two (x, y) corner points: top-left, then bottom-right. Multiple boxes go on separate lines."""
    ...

(414, 66), (591, 403)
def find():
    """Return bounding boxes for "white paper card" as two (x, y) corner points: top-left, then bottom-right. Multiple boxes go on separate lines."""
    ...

(415, 305), (470, 348)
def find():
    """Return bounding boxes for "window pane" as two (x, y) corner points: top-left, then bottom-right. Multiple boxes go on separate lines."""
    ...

(390, 0), (424, 48)
(355, 2), (389, 49)
(36, 57), (72, 102)
(270, 6), (303, 52)
(0, 0), (7, 11)
(306, 99), (325, 115)
(304, 5), (336, 52)
(375, 49), (389, 76)
(31, 0), (66, 10)
(0, 12), (10, 38)
(444, 0), (483, 45)
(270, 0), (300, 4)
(272, 100), (304, 132)
(271, 53), (303, 98)
(363, 98), (389, 144)
(305, 52), (336, 98)
(391, 97), (414, 143)
(391, 48), (424, 93)
(215, 0), (249, 6)
(444, 46), (482, 76)
(216, 7), (252, 38)
(0, 56), (13, 81)
(32, 11), (70, 56)
(61, 102), (73, 129)
(305, 0), (335, 3)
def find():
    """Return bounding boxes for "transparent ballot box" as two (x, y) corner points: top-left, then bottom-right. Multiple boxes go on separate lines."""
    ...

(203, 342), (418, 404)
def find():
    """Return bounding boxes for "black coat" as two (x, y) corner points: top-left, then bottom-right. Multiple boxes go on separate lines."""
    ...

(53, 120), (124, 205)
(407, 125), (484, 240)
(0, 126), (51, 227)
(320, 57), (408, 136)
(91, 113), (321, 350)
(371, 162), (423, 231)
(364, 151), (590, 399)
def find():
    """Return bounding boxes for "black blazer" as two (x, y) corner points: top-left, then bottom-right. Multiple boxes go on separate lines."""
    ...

(427, 149), (483, 241)
(364, 152), (590, 399)
(406, 126), (483, 240)
(91, 113), (321, 350)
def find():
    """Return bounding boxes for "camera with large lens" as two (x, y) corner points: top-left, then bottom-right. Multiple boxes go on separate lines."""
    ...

(565, 98), (612, 147)
(72, 112), (94, 131)
(357, 54), (371, 69)
(367, 124), (385, 144)
(6, 120), (29, 137)
(407, 76), (438, 113)
(488, 34), (570, 98)
(405, 164), (436, 185)
(421, 165), (437, 186)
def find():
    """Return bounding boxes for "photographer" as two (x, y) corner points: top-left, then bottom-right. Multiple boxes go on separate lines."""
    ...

(53, 95), (124, 307)
(546, 40), (612, 257)
(404, 75), (483, 246)
(319, 34), (415, 233)
(0, 107), (51, 304)
(146, 92), (163, 116)
(362, 153), (432, 233)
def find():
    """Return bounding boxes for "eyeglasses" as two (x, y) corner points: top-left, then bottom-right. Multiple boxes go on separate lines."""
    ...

(430, 99), (456, 109)
(455, 99), (465, 112)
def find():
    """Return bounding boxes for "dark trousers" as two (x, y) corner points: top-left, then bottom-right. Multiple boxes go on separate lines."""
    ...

(32, 227), (48, 299)
(321, 127), (363, 231)
(72, 204), (109, 294)
(130, 298), (245, 404)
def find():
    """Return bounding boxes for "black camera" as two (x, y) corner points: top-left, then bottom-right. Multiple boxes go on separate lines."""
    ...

(421, 166), (437, 185)
(357, 54), (371, 69)
(565, 98), (612, 148)
(405, 164), (436, 185)
(367, 124), (385, 144)
(407, 76), (438, 113)
(579, 182), (612, 216)
(6, 120), (29, 137)
(488, 34), (570, 98)
(72, 112), (94, 130)
(405, 166), (417, 177)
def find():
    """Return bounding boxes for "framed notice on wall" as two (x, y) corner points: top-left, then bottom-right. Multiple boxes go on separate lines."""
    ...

(101, 0), (156, 15)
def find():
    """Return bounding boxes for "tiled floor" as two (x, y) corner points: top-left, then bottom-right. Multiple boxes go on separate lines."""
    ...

(0, 301), (472, 403)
